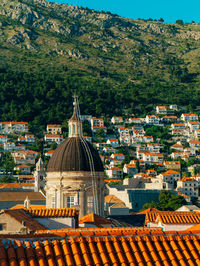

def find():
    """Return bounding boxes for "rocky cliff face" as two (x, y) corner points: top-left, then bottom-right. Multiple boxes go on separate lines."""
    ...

(1, 0), (200, 82)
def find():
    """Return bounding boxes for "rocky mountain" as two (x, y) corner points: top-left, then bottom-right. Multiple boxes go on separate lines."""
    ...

(0, 0), (200, 127)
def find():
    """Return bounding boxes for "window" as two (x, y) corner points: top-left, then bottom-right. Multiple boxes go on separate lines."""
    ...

(52, 196), (56, 208)
(88, 195), (93, 212)
(0, 224), (6, 230)
(72, 124), (75, 134)
(67, 196), (75, 208)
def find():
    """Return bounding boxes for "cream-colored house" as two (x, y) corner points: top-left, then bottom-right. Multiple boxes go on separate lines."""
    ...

(47, 124), (62, 134)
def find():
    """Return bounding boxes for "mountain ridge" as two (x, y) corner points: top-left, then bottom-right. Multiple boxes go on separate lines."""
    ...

(0, 0), (200, 130)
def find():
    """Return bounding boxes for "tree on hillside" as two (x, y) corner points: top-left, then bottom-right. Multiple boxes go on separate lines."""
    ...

(0, 153), (15, 175)
(145, 126), (171, 141)
(158, 18), (164, 22)
(176, 20), (184, 25)
(140, 190), (186, 211)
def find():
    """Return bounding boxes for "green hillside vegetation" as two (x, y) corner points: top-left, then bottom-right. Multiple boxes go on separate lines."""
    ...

(1, 0), (200, 132)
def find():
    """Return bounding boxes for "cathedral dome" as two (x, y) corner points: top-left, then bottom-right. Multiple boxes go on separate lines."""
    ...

(47, 137), (104, 172)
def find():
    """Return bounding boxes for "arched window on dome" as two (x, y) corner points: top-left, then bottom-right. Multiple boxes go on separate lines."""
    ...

(72, 124), (75, 135)
(52, 196), (56, 208)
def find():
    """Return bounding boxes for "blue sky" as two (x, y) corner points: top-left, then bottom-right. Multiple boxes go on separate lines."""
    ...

(49, 0), (200, 23)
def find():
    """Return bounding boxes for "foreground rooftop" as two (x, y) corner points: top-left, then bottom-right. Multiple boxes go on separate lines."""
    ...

(1, 227), (200, 265)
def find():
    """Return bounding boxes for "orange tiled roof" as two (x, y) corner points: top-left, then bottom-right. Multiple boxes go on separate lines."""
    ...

(21, 183), (34, 187)
(45, 134), (62, 137)
(17, 175), (34, 179)
(180, 177), (196, 182)
(107, 167), (122, 171)
(187, 224), (200, 231)
(79, 213), (112, 226)
(0, 183), (22, 189)
(47, 124), (61, 127)
(1, 121), (28, 125)
(182, 113), (198, 116)
(26, 208), (78, 218)
(46, 150), (54, 154)
(145, 211), (200, 225)
(15, 164), (30, 168)
(2, 229), (200, 265)
(163, 170), (180, 174)
(93, 126), (107, 129)
(104, 179), (121, 183)
(156, 212), (200, 224)
(138, 208), (159, 214)
(163, 115), (178, 119)
(104, 195), (123, 204)
(11, 204), (46, 210)
(165, 161), (180, 165)
(92, 117), (104, 120)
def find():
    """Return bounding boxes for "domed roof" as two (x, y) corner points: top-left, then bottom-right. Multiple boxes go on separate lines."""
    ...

(47, 137), (104, 172)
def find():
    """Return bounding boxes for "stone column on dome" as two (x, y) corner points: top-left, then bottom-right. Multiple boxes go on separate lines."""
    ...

(56, 185), (62, 208)
(79, 190), (87, 217)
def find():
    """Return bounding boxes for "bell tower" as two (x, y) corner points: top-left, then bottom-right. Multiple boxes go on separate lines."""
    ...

(34, 157), (46, 192)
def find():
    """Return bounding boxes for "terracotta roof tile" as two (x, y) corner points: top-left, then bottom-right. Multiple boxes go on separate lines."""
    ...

(26, 208), (78, 218)
(2, 228), (200, 265)
(79, 213), (112, 227)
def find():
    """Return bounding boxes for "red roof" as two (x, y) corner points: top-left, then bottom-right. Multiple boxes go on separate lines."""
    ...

(27, 208), (78, 218)
(107, 167), (122, 171)
(45, 134), (63, 137)
(1, 121), (28, 125)
(182, 113), (198, 116)
(79, 213), (112, 226)
(2, 229), (200, 265)
(47, 124), (61, 127)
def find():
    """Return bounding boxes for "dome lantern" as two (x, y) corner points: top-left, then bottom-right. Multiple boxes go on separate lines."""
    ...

(68, 95), (83, 138)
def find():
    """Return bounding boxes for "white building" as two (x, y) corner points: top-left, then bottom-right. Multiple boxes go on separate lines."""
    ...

(181, 113), (199, 122)
(0, 122), (28, 134)
(145, 115), (160, 125)
(47, 124), (62, 134)
(156, 106), (167, 115)
(0, 135), (8, 143)
(106, 139), (119, 148)
(105, 167), (123, 179)
(111, 116), (123, 124)
(91, 117), (104, 128)
(111, 153), (125, 161)
(44, 134), (64, 144)
(177, 177), (198, 198)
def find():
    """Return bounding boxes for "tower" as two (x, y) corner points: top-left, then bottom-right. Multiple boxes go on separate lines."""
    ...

(45, 96), (105, 217)
(34, 157), (46, 192)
